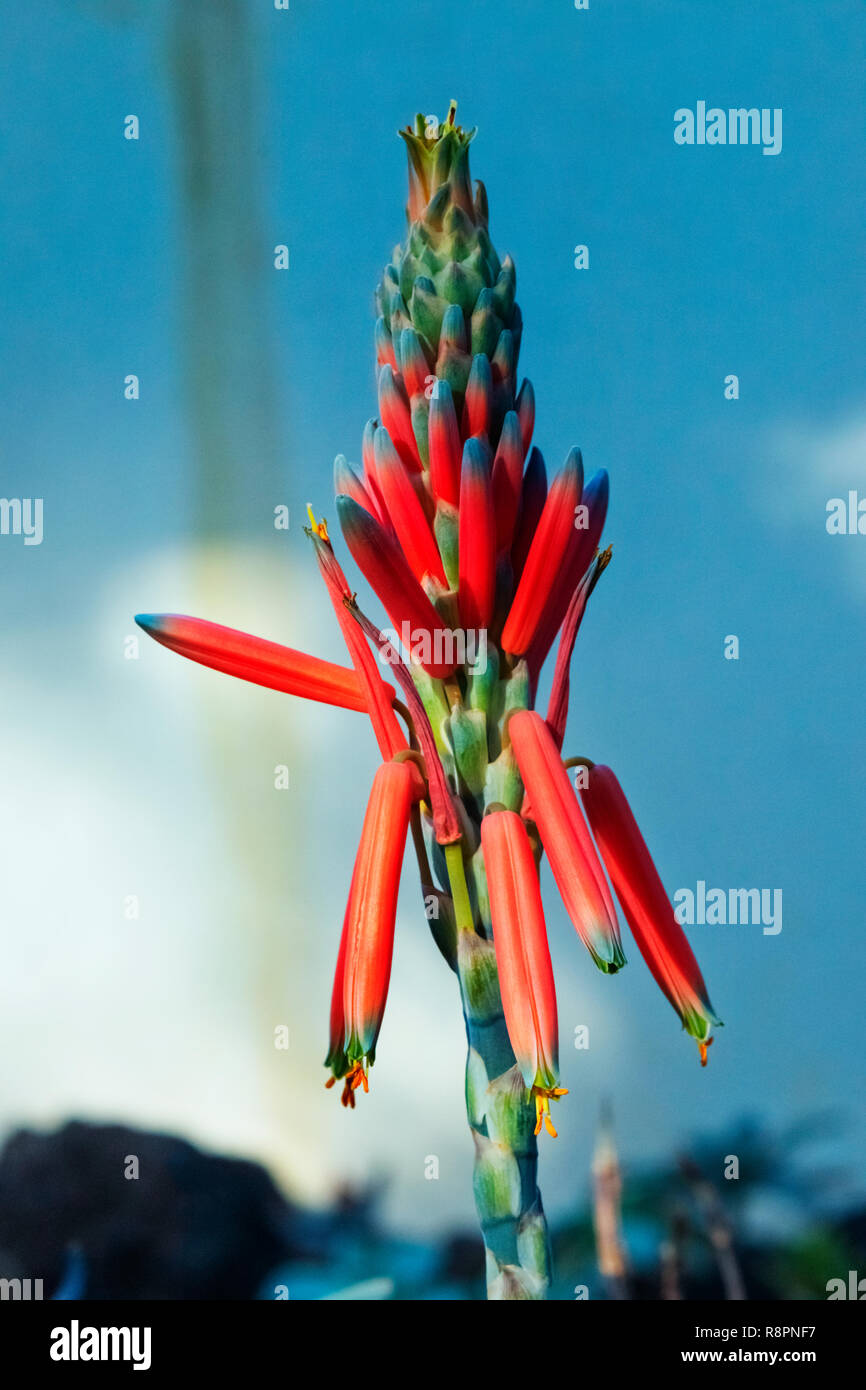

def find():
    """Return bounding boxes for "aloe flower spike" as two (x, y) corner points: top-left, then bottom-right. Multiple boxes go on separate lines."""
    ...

(136, 102), (724, 1302)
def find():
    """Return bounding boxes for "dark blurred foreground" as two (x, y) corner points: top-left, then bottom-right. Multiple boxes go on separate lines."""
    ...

(0, 1116), (861, 1300)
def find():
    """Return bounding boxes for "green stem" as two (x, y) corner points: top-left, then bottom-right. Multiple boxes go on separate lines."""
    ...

(445, 841), (552, 1299)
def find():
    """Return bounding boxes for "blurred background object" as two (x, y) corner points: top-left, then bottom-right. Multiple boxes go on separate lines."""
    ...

(1, 1110), (862, 1299)
(592, 1103), (630, 1299)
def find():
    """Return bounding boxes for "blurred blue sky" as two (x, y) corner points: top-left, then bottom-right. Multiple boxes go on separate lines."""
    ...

(1, 0), (864, 1232)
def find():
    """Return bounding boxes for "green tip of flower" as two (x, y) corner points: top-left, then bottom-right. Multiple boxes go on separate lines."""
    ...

(680, 1004), (724, 1066)
(682, 1003), (724, 1040)
(593, 941), (628, 975)
(399, 101), (477, 225)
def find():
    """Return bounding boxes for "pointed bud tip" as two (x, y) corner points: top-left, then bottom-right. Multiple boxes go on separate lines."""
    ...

(587, 467), (610, 497)
(462, 436), (489, 470)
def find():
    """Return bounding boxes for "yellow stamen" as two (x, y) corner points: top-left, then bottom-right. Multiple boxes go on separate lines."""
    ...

(532, 1085), (569, 1138)
(306, 503), (329, 542)
(698, 1037), (713, 1068)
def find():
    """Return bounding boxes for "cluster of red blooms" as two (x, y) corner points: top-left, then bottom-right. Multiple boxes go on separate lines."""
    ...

(136, 108), (720, 1136)
(136, 436), (720, 1135)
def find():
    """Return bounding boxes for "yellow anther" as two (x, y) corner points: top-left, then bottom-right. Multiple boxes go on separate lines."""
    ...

(532, 1085), (569, 1138)
(306, 504), (329, 541)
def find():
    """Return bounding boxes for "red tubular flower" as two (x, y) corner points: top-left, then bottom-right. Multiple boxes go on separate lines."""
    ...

(527, 468), (610, 677)
(481, 810), (568, 1136)
(510, 445), (547, 582)
(491, 410), (525, 554)
(509, 711), (625, 974)
(378, 363), (421, 472)
(326, 759), (414, 1102)
(436, 303), (473, 396)
(397, 327), (429, 399)
(462, 354), (493, 439)
(375, 317), (397, 371)
(333, 453), (375, 515)
(373, 426), (447, 587)
(491, 328), (516, 421)
(516, 378), (535, 455)
(458, 437), (496, 633)
(545, 547), (612, 749)
(500, 447), (584, 657)
(308, 517), (408, 761)
(336, 494), (458, 679)
(361, 419), (392, 529)
(325, 896), (351, 1087)
(579, 765), (721, 1064)
(428, 379), (462, 508)
(134, 612), (389, 714)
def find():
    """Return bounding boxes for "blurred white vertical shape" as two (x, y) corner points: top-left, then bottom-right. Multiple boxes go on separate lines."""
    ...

(592, 1104), (629, 1299)
(55, 0), (323, 1195)
(158, 5), (320, 1189)
(165, 0), (285, 534)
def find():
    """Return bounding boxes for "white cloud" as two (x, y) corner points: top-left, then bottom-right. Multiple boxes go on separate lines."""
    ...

(766, 412), (866, 594)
